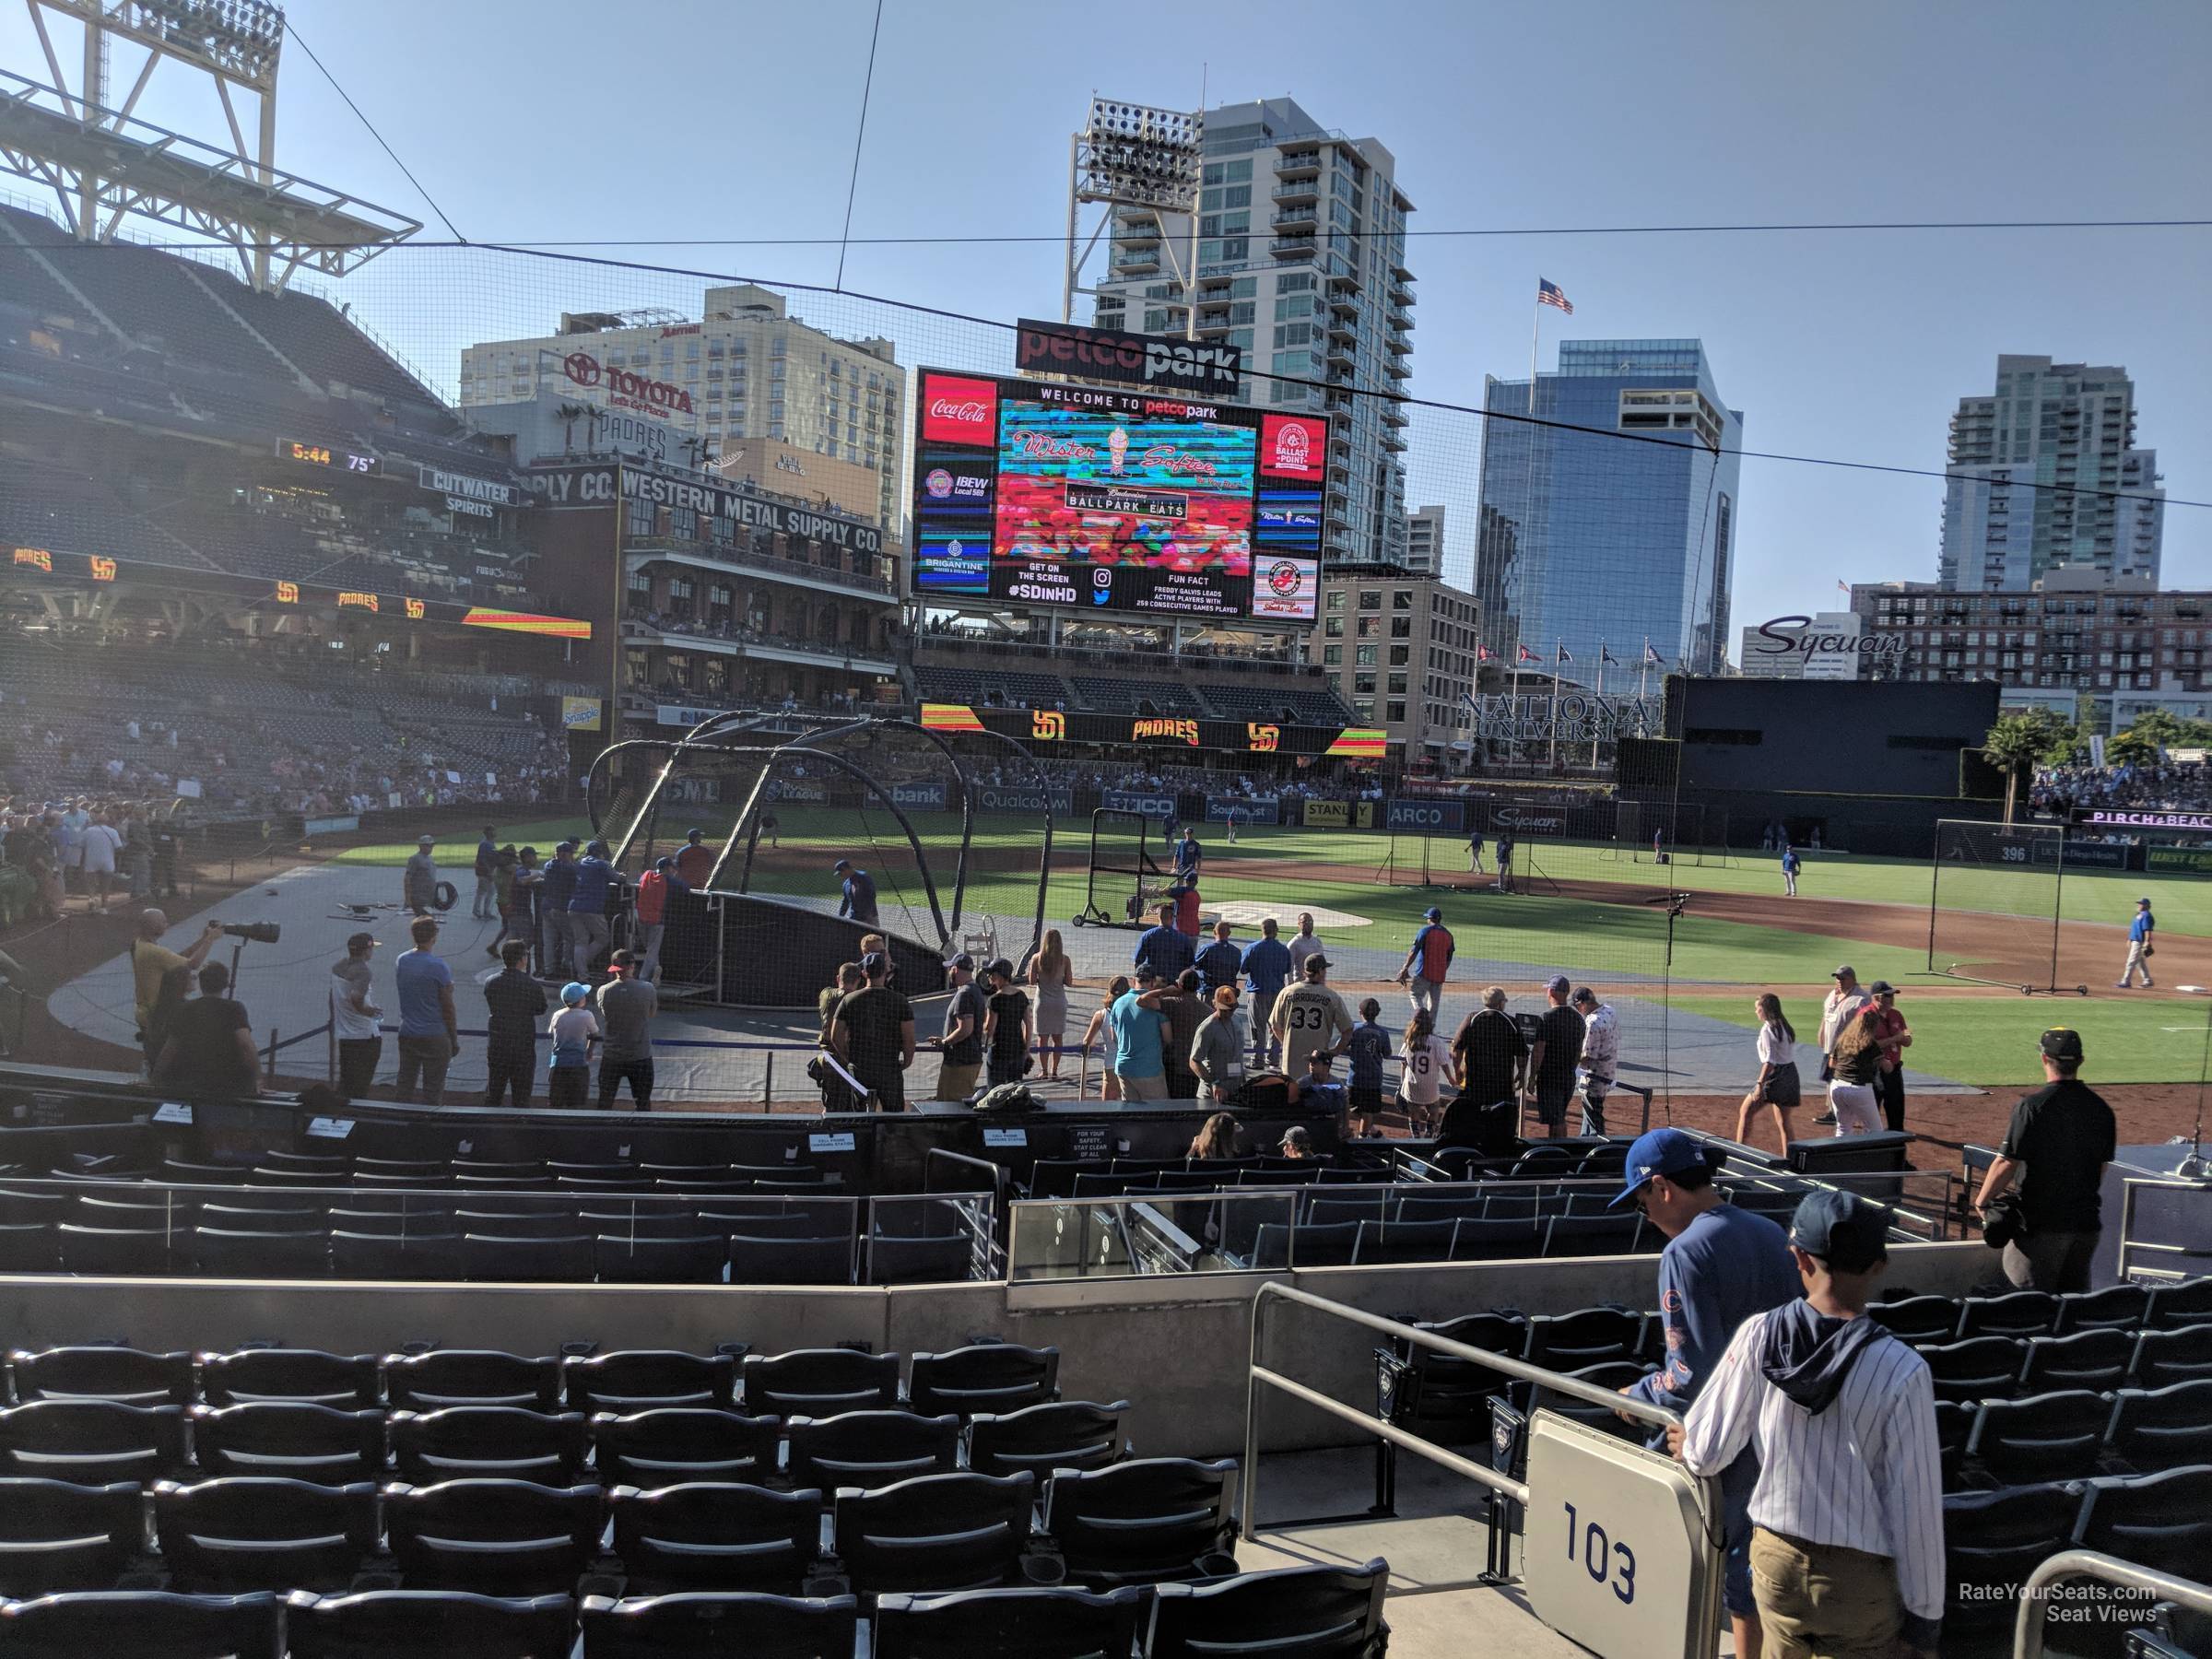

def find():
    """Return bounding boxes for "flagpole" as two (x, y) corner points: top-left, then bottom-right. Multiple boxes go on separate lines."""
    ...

(1592, 643), (1606, 769)
(1639, 637), (1650, 702)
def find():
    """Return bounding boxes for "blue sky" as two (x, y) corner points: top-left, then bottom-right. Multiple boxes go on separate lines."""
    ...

(3, 0), (2205, 636)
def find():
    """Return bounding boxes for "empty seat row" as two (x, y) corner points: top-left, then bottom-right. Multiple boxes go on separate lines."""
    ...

(1250, 1211), (1650, 1268)
(1941, 1381), (2212, 1487)
(1915, 1324), (2212, 1404)
(0, 1561), (1391, 1659)
(1874, 1279), (2212, 1345)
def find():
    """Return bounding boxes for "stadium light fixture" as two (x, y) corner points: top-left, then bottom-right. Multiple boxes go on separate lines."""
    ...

(1062, 95), (1206, 336)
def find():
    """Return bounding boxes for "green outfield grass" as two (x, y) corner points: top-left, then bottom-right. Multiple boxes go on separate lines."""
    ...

(1672, 992), (2212, 1087)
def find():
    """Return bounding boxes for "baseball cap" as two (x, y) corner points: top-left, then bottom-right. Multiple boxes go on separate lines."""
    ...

(1830, 963), (1855, 979)
(1571, 986), (1596, 1006)
(557, 839), (577, 851)
(833, 858), (853, 871)
(560, 982), (590, 1006)
(1868, 980), (1897, 995)
(1546, 973), (1571, 995)
(2138, 896), (2153, 905)
(1423, 906), (1443, 922)
(1790, 1190), (1888, 1273)
(1280, 1126), (1312, 1151)
(989, 958), (1015, 981)
(653, 856), (675, 872)
(1307, 1049), (1334, 1067)
(346, 931), (376, 952)
(608, 948), (636, 970)
(687, 829), (704, 841)
(417, 834), (435, 846)
(2041, 1028), (2084, 1062)
(586, 840), (608, 857)
(943, 952), (974, 971)
(859, 950), (888, 975)
(1306, 954), (1330, 971)
(1608, 1127), (1724, 1210)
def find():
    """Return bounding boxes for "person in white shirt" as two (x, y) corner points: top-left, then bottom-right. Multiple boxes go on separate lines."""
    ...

(328, 932), (383, 1100)
(78, 813), (124, 908)
(1813, 965), (1870, 1125)
(1394, 1006), (1452, 1136)
(1570, 986), (1618, 1135)
(1286, 912), (1324, 979)
(1672, 1192), (1944, 1659)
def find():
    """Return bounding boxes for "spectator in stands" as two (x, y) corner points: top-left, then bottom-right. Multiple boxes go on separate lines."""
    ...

(1813, 965), (1870, 1125)
(1272, 954), (1353, 1077)
(1396, 1007), (1449, 1137)
(403, 834), (441, 917)
(674, 828), (715, 888)
(569, 840), (617, 977)
(1028, 929), (1075, 1082)
(1611, 1127), (1799, 1659)
(1134, 900), (1196, 983)
(830, 951), (914, 1112)
(393, 915), (458, 1107)
(1825, 1006), (1884, 1135)
(1673, 1192), (1944, 1659)
(1186, 1112), (1241, 1159)
(472, 826), (499, 921)
(130, 909), (225, 1073)
(1107, 972), (1174, 1103)
(153, 961), (259, 1100)
(328, 931), (382, 1100)
(1083, 975), (1133, 1102)
(1973, 1027), (2115, 1292)
(1286, 912), (1324, 979)
(1346, 998), (1390, 1137)
(1394, 907), (1454, 1018)
(982, 959), (1032, 1088)
(1290, 1049), (1349, 1131)
(547, 982), (597, 1111)
(1527, 975), (1586, 1140)
(1278, 1124), (1315, 1159)
(1735, 994), (1801, 1157)
(594, 948), (659, 1111)
(833, 858), (879, 926)
(1449, 985), (1525, 1112)
(540, 841), (579, 977)
(1238, 920), (1292, 1065)
(452, 930), (539, 1104)
(1194, 919), (1242, 1001)
(1189, 986), (1248, 1105)
(1866, 982), (1911, 1134)
(1160, 968), (1206, 1100)
(1571, 986), (1618, 1136)
(927, 953), (986, 1100)
(634, 855), (688, 983)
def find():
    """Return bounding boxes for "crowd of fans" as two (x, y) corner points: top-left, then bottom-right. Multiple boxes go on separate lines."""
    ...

(2031, 759), (2212, 815)
(0, 795), (181, 923)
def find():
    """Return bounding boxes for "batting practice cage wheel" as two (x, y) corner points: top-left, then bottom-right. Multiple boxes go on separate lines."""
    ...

(584, 713), (1054, 1009)
(1074, 808), (1171, 929)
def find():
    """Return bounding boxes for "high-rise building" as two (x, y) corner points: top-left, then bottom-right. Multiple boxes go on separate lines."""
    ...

(1476, 340), (1742, 677)
(1309, 563), (1480, 768)
(1405, 504), (1445, 577)
(1089, 97), (1415, 565)
(458, 285), (902, 535)
(1938, 354), (2163, 592)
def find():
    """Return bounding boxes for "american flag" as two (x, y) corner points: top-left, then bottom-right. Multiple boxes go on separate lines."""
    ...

(1537, 278), (1574, 315)
(1836, 580), (1852, 598)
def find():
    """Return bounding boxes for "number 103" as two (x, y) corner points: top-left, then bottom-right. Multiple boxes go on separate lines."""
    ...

(1563, 1502), (1636, 1604)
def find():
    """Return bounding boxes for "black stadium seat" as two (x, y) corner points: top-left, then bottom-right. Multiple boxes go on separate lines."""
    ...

(832, 1470), (1034, 1599)
(2073, 1465), (2212, 1579)
(740, 1349), (898, 1418)
(1917, 1336), (2025, 1405)
(387, 1351), (562, 1413)
(1042, 1458), (1238, 1589)
(330, 1231), (460, 1281)
(1351, 1218), (1457, 1265)
(2104, 1379), (2212, 1473)
(874, 1584), (1147, 1659)
(0, 1589), (285, 1658)
(1522, 1308), (1644, 1371)
(1955, 1290), (2061, 1340)
(727, 1232), (854, 1286)
(1962, 1390), (2111, 1485)
(2018, 1329), (2136, 1394)
(0, 1478), (143, 1596)
(0, 1400), (189, 1483)
(1375, 1312), (1525, 1445)
(577, 1591), (858, 1659)
(589, 1409), (782, 1487)
(1868, 1295), (1962, 1346)
(967, 1400), (1129, 1479)
(1147, 1558), (1389, 1659)
(384, 1479), (605, 1595)
(388, 1406), (590, 1485)
(607, 1482), (823, 1595)
(2055, 1284), (2151, 1335)
(188, 1403), (385, 1484)
(907, 1345), (1058, 1419)
(8, 1347), (193, 1406)
(2147, 1276), (2212, 1328)
(55, 1225), (173, 1277)
(1941, 1481), (2081, 1643)
(189, 1227), (328, 1279)
(197, 1349), (381, 1409)
(283, 1589), (576, 1659)
(151, 1477), (378, 1593)
(2133, 1325), (2212, 1388)
(787, 1412), (959, 1490)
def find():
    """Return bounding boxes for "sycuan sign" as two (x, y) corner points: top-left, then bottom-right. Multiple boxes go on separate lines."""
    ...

(1748, 615), (1909, 665)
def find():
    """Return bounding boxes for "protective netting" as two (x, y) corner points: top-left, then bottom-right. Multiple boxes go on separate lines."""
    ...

(1929, 818), (2065, 990)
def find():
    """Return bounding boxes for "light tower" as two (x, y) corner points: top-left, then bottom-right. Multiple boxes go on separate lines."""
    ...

(1060, 96), (1205, 338)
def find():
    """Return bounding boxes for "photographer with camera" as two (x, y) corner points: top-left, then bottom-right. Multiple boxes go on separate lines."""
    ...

(130, 909), (225, 1075)
(153, 960), (259, 1100)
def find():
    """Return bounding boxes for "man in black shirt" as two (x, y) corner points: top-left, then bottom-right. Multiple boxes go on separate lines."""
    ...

(1448, 984), (1527, 1124)
(831, 951), (916, 1112)
(1528, 974), (1586, 1139)
(153, 961), (259, 1100)
(1974, 1027), (2116, 1292)
(482, 938), (547, 1109)
(926, 953), (986, 1101)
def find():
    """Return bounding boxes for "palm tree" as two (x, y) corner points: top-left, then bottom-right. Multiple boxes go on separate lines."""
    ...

(1982, 707), (2076, 824)
(554, 402), (588, 453)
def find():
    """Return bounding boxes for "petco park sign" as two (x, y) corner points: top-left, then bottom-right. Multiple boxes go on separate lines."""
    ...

(1015, 318), (1243, 398)
(562, 350), (694, 419)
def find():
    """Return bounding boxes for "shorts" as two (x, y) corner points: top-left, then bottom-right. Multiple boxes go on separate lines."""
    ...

(1116, 1071), (1168, 1102)
(1758, 1062), (1802, 1108)
(1348, 1086), (1383, 1118)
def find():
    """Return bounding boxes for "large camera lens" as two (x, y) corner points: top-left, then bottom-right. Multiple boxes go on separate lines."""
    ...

(222, 922), (282, 944)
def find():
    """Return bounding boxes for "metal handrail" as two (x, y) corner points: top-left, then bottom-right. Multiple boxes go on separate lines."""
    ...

(1242, 1281), (1724, 1657)
(2014, 1549), (2212, 1659)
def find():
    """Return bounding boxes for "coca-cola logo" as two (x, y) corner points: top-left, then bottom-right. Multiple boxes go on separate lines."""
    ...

(921, 373), (998, 445)
(563, 350), (602, 387)
(932, 397), (988, 421)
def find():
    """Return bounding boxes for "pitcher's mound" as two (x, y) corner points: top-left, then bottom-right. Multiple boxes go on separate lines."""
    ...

(1207, 900), (1373, 930)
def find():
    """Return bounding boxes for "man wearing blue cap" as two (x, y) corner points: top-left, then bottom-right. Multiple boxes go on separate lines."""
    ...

(833, 858), (879, 926)
(1612, 1127), (1798, 1659)
(1674, 1192), (1944, 1659)
(568, 839), (617, 977)
(1394, 906), (1454, 1018)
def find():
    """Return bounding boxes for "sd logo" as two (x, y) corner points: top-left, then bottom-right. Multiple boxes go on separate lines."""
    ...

(1246, 723), (1281, 753)
(1032, 710), (1065, 741)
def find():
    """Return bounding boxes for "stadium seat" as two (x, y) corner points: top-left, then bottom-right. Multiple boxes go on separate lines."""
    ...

(589, 1409), (782, 1487)
(0, 1400), (189, 1483)
(2147, 1276), (2212, 1328)
(198, 1349), (381, 1409)
(1303, 1196), (1390, 1230)
(787, 1412), (959, 1490)
(606, 1482), (823, 1595)
(832, 1470), (1035, 1598)
(388, 1406), (590, 1485)
(967, 1401), (1130, 1479)
(1540, 1213), (1646, 1258)
(1932, 1401), (1975, 1488)
(2018, 1329), (2136, 1394)
(740, 1349), (898, 1418)
(387, 1351), (562, 1412)
(150, 1477), (378, 1593)
(1041, 1457), (1238, 1588)
(2055, 1284), (2152, 1335)
(1260, 1219), (1359, 1267)
(1868, 1295), (1963, 1346)
(593, 1236), (727, 1285)
(54, 1225), (171, 1276)
(2132, 1325), (2212, 1388)
(1509, 1360), (1653, 1447)
(1522, 1307), (1646, 1370)
(1962, 1390), (2112, 1485)
(384, 1479), (606, 1595)
(0, 1478), (143, 1595)
(2103, 1380), (2212, 1474)
(0, 1224), (57, 1272)
(1917, 1336), (2027, 1405)
(188, 1403), (385, 1483)
(577, 1211), (712, 1241)
(865, 1234), (974, 1286)
(726, 1232), (854, 1287)
(1147, 1559), (1390, 1659)
(0, 1589), (285, 1658)
(577, 1591), (858, 1659)
(907, 1345), (1058, 1419)
(1350, 1218), (1457, 1265)
(329, 1231), (461, 1281)
(2073, 1465), (2212, 1578)
(1446, 1217), (1545, 1262)
(1955, 1290), (2062, 1339)
(1941, 1481), (2082, 1643)
(188, 1227), (328, 1279)
(283, 1589), (576, 1659)
(461, 1232), (595, 1283)
(7, 1347), (193, 1406)
(874, 1584), (1147, 1659)
(1390, 1195), (1488, 1226)
(563, 1352), (739, 1415)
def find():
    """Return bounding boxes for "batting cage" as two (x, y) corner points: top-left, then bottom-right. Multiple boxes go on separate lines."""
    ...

(1074, 808), (1169, 929)
(1926, 818), (2081, 994)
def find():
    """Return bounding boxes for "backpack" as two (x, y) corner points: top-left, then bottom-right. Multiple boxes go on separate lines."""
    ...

(972, 1081), (1039, 1115)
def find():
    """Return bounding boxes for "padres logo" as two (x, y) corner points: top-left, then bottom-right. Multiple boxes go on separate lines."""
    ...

(1031, 710), (1065, 741)
(1247, 723), (1281, 753)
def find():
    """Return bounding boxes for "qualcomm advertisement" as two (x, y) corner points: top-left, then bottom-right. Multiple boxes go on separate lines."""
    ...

(974, 782), (1077, 815)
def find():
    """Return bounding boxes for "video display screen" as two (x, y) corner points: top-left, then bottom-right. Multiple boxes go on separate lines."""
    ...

(911, 368), (1326, 622)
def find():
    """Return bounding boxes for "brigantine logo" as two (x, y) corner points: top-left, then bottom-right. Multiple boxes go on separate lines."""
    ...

(1132, 716), (1201, 747)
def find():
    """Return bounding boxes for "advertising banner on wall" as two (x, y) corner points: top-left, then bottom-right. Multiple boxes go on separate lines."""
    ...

(973, 782), (1077, 815)
(1103, 789), (1180, 820)
(560, 696), (604, 733)
(1302, 800), (1351, 828)
(1383, 797), (1466, 833)
(1205, 797), (1281, 826)
(887, 781), (948, 811)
